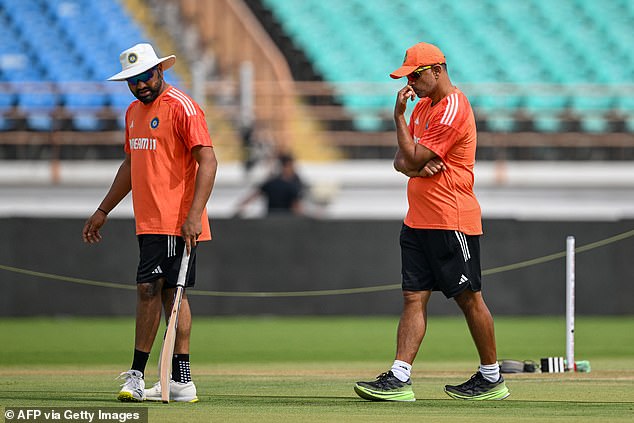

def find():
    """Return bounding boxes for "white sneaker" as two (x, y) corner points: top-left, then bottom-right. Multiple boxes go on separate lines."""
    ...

(144, 380), (199, 403)
(116, 370), (145, 402)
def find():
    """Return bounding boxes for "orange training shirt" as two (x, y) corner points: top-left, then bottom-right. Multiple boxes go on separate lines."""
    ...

(404, 88), (482, 235)
(124, 86), (213, 240)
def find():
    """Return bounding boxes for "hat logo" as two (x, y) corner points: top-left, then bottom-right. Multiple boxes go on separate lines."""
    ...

(403, 52), (408, 64)
(150, 117), (159, 129)
(109, 43), (176, 81)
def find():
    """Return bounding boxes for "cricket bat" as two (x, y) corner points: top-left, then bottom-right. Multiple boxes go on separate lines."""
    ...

(159, 246), (190, 403)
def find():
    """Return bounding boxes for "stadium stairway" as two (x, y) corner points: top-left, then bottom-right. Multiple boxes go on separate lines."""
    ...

(172, 0), (340, 162)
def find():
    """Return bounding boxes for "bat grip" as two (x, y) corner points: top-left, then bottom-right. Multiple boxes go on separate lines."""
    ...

(176, 246), (190, 288)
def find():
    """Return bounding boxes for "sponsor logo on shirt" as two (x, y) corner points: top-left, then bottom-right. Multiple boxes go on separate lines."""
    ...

(128, 137), (157, 150)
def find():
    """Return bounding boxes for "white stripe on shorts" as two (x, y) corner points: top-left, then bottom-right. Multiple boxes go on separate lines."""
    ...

(455, 231), (470, 262)
(167, 235), (177, 258)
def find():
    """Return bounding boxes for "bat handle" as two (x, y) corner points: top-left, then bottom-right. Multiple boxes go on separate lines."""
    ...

(176, 246), (190, 288)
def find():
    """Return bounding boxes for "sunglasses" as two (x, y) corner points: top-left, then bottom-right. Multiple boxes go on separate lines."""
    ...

(126, 67), (156, 85)
(407, 65), (433, 80)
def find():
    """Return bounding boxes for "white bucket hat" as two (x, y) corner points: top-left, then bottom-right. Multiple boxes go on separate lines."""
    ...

(107, 43), (176, 81)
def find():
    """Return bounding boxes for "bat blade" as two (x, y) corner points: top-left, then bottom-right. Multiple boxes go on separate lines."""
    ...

(158, 247), (190, 404)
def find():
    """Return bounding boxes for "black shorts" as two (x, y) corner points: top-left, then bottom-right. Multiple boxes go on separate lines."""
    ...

(136, 235), (197, 288)
(400, 224), (481, 298)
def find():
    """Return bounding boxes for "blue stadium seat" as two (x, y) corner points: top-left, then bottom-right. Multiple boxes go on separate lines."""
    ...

(72, 114), (101, 131)
(63, 91), (107, 131)
(0, 89), (16, 130)
(2, 67), (45, 82)
(108, 91), (134, 129)
(108, 92), (134, 110)
(17, 89), (59, 131)
(0, 0), (151, 131)
(0, 90), (15, 109)
(18, 91), (58, 110)
(0, 116), (13, 131)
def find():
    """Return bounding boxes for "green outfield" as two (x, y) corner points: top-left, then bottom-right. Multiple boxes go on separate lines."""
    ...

(1, 316), (633, 422)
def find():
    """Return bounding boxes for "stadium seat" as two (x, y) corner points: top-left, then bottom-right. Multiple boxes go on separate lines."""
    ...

(0, 0), (632, 135)
(570, 95), (615, 134)
(263, 0), (633, 133)
(107, 91), (135, 129)
(0, 0), (150, 131)
(0, 89), (16, 130)
(62, 91), (107, 131)
(0, 116), (12, 131)
(0, 90), (15, 109)
(17, 89), (59, 131)
(485, 113), (516, 133)
(615, 96), (634, 118)
(532, 114), (563, 133)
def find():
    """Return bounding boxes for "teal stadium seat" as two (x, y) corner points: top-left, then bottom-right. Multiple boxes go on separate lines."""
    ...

(523, 95), (570, 133)
(472, 94), (523, 132)
(615, 96), (634, 132)
(263, 0), (633, 133)
(571, 95), (615, 133)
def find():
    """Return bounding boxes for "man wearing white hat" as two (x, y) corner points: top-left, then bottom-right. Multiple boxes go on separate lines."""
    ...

(82, 43), (218, 403)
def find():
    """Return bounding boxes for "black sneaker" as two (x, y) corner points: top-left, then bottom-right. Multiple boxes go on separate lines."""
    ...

(354, 371), (415, 402)
(444, 371), (510, 400)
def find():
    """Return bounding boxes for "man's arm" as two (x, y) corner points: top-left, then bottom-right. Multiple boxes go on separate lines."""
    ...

(394, 148), (446, 178)
(82, 154), (132, 243)
(393, 86), (445, 178)
(394, 85), (437, 171)
(181, 145), (218, 252)
(394, 148), (422, 176)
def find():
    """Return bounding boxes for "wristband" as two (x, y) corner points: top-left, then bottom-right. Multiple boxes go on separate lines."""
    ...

(97, 207), (109, 216)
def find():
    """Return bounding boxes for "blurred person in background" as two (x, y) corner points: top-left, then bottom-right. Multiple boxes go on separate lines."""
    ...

(234, 152), (305, 217)
(82, 43), (217, 403)
(354, 42), (509, 402)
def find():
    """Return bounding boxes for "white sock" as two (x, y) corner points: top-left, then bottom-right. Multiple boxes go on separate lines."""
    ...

(391, 360), (412, 382)
(479, 362), (500, 383)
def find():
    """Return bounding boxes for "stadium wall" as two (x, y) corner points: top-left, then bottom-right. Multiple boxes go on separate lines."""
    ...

(0, 218), (632, 316)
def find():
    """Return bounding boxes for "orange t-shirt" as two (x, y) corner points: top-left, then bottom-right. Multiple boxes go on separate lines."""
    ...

(404, 88), (482, 235)
(124, 86), (213, 240)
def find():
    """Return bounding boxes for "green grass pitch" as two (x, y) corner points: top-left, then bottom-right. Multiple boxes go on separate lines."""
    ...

(1, 316), (633, 422)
